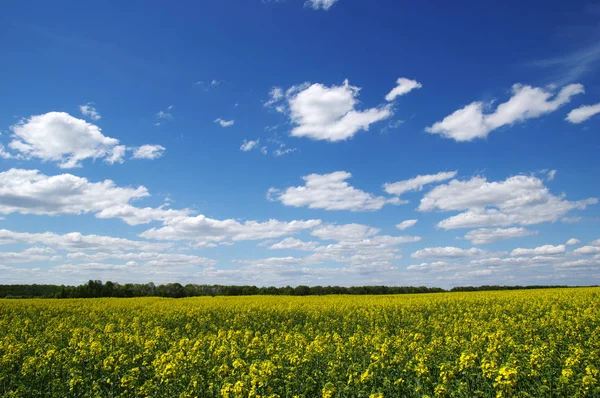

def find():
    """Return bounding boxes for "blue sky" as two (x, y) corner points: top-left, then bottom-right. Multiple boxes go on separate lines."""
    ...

(0, 0), (599, 287)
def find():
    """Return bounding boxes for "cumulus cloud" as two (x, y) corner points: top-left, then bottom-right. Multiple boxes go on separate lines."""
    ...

(268, 79), (393, 142)
(6, 112), (163, 168)
(268, 171), (401, 211)
(65, 252), (216, 268)
(0, 229), (169, 253)
(9, 112), (123, 168)
(419, 175), (597, 229)
(139, 215), (321, 244)
(268, 237), (318, 251)
(131, 144), (166, 160)
(94, 205), (192, 226)
(0, 168), (148, 216)
(510, 244), (566, 256)
(566, 238), (581, 246)
(385, 78), (422, 101)
(411, 246), (486, 259)
(384, 171), (457, 198)
(566, 103), (600, 123)
(79, 103), (101, 121)
(311, 223), (380, 241)
(0, 168), (188, 226)
(396, 219), (418, 231)
(304, 0), (339, 10)
(426, 83), (584, 141)
(573, 246), (600, 255)
(214, 118), (235, 127)
(464, 227), (538, 245)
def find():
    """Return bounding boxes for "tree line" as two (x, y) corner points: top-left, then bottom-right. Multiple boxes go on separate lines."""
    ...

(0, 280), (584, 299)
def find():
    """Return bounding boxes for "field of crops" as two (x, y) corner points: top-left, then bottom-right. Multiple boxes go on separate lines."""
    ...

(1, 289), (599, 397)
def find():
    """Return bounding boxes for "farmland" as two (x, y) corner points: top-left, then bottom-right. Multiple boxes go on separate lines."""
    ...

(1, 288), (599, 397)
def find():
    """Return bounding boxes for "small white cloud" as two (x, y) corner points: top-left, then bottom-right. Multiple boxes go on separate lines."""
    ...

(384, 171), (457, 198)
(411, 247), (486, 259)
(566, 103), (600, 123)
(265, 87), (284, 108)
(510, 244), (566, 256)
(240, 139), (260, 152)
(427, 83), (584, 141)
(132, 145), (166, 160)
(396, 219), (417, 231)
(464, 227), (537, 245)
(546, 169), (557, 181)
(385, 78), (422, 102)
(214, 118), (235, 127)
(304, 0), (339, 10)
(566, 238), (580, 246)
(269, 171), (402, 212)
(273, 147), (297, 157)
(79, 103), (101, 121)
(311, 224), (380, 241)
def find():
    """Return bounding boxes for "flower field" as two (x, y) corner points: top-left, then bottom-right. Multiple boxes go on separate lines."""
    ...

(1, 288), (599, 397)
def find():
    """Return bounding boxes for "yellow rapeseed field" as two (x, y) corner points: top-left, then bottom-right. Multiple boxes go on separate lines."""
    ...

(1, 288), (599, 397)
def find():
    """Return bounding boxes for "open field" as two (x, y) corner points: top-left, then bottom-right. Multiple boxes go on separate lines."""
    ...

(1, 288), (599, 397)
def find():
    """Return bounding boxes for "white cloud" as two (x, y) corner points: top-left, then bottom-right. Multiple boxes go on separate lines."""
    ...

(311, 223), (380, 241)
(268, 171), (401, 211)
(139, 215), (321, 244)
(411, 246), (486, 259)
(0, 168), (190, 226)
(131, 144), (166, 160)
(0, 168), (148, 217)
(510, 244), (566, 256)
(273, 145), (297, 157)
(0, 229), (169, 253)
(566, 238), (580, 246)
(573, 246), (600, 255)
(396, 219), (418, 231)
(0, 247), (57, 264)
(426, 83), (584, 141)
(268, 237), (318, 251)
(280, 80), (392, 142)
(566, 103), (600, 123)
(264, 87), (284, 107)
(9, 112), (124, 168)
(0, 144), (12, 160)
(419, 175), (597, 229)
(214, 118), (235, 127)
(65, 252), (216, 268)
(95, 204), (192, 226)
(385, 78), (422, 101)
(383, 171), (457, 197)
(304, 0), (339, 10)
(464, 227), (537, 245)
(79, 103), (101, 121)
(105, 145), (127, 164)
(546, 169), (557, 181)
(407, 261), (448, 271)
(240, 139), (261, 152)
